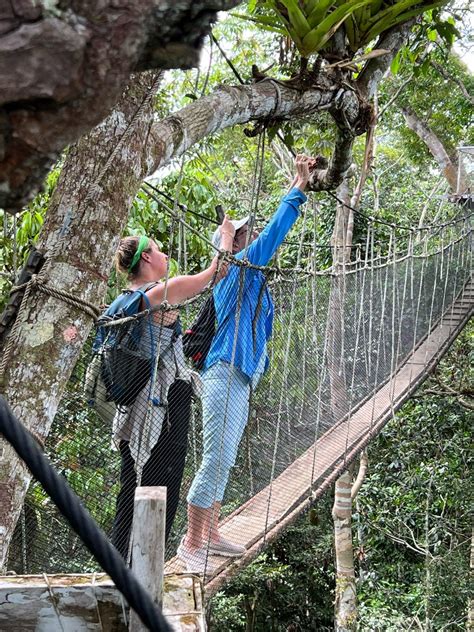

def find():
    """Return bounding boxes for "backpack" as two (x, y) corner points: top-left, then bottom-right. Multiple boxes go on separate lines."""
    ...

(93, 283), (164, 408)
(182, 296), (216, 371)
(182, 271), (266, 371)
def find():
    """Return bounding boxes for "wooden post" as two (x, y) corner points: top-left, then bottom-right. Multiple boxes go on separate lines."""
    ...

(129, 486), (167, 632)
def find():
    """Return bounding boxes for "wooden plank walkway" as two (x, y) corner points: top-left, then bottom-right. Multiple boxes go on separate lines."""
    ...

(166, 279), (474, 595)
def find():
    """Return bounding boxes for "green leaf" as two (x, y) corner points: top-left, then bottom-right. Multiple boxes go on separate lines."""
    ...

(302, 0), (372, 54)
(344, 14), (361, 51)
(364, 0), (446, 45)
(307, 0), (335, 28)
(390, 49), (402, 74)
(267, 124), (281, 143)
(366, 0), (421, 28)
(279, 0), (312, 37)
(231, 12), (287, 35)
(435, 21), (461, 46)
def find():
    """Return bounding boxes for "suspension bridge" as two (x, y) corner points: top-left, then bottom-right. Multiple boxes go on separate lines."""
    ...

(0, 191), (472, 630)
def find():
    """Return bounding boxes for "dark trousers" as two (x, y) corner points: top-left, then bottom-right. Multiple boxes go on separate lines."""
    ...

(111, 379), (192, 559)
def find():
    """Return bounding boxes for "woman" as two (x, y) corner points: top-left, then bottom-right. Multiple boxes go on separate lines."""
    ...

(108, 217), (235, 559)
(179, 155), (314, 572)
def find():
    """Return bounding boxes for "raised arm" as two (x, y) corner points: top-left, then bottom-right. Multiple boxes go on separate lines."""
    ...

(236, 155), (313, 267)
(147, 215), (235, 306)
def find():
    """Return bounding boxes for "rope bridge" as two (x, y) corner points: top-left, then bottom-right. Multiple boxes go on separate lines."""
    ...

(5, 196), (472, 598)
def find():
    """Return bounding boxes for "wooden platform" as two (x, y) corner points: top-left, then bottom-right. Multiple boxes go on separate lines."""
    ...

(166, 279), (474, 596)
(0, 573), (205, 631)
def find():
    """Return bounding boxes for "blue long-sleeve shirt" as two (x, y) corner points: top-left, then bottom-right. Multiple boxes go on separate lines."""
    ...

(205, 187), (307, 379)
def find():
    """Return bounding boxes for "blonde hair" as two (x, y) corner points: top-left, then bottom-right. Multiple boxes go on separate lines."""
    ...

(114, 236), (152, 277)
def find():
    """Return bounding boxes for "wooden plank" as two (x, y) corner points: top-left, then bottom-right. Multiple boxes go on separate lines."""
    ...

(0, 574), (126, 631)
(130, 486), (167, 631)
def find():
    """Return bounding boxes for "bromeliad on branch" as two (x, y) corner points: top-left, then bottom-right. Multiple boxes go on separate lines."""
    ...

(236, 0), (449, 61)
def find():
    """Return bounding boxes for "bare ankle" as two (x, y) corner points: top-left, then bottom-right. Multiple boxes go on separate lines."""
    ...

(184, 535), (202, 551)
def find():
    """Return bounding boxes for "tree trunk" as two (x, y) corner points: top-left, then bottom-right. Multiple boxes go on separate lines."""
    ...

(0, 0), (240, 214)
(402, 106), (460, 193)
(333, 470), (357, 631)
(330, 123), (374, 630)
(328, 175), (354, 631)
(333, 453), (369, 632)
(0, 71), (162, 569)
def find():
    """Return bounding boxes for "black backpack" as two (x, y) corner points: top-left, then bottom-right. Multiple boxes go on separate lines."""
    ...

(100, 317), (155, 407)
(182, 296), (217, 371)
(183, 273), (266, 371)
(94, 284), (162, 408)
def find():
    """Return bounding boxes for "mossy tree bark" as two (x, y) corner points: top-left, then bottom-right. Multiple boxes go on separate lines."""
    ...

(0, 0), (240, 214)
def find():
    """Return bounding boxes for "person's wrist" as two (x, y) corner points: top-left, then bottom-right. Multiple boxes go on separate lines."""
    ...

(294, 177), (307, 191)
(221, 231), (234, 237)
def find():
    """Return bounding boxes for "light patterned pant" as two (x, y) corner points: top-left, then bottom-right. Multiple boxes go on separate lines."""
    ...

(187, 361), (251, 508)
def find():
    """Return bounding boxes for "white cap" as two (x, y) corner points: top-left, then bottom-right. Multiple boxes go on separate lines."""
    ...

(211, 216), (250, 249)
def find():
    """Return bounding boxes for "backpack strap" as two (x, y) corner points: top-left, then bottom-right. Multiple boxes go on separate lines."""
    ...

(137, 281), (160, 294)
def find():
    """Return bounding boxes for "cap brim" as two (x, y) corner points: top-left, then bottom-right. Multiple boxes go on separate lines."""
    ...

(232, 216), (250, 231)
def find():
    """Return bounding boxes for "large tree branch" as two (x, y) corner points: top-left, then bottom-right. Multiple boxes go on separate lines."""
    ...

(145, 77), (361, 175)
(0, 0), (239, 214)
(357, 21), (415, 99)
(402, 105), (459, 192)
(309, 127), (356, 192)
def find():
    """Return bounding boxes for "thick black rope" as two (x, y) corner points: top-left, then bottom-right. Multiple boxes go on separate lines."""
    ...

(0, 396), (171, 632)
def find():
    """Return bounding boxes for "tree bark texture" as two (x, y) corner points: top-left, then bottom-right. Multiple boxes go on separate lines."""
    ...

(332, 453), (368, 632)
(0, 71), (161, 569)
(333, 470), (357, 632)
(328, 180), (355, 632)
(0, 0), (240, 214)
(402, 106), (459, 192)
(357, 22), (415, 99)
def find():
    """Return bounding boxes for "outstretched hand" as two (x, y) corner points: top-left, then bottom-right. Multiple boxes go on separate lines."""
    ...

(211, 214), (235, 282)
(291, 154), (316, 192)
(220, 214), (236, 240)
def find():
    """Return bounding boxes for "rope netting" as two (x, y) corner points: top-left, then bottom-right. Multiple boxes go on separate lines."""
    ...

(5, 193), (472, 580)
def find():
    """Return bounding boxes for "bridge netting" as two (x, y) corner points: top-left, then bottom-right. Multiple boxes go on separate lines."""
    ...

(6, 195), (472, 578)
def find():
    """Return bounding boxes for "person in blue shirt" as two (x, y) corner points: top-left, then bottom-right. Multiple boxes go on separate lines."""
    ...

(179, 155), (314, 572)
